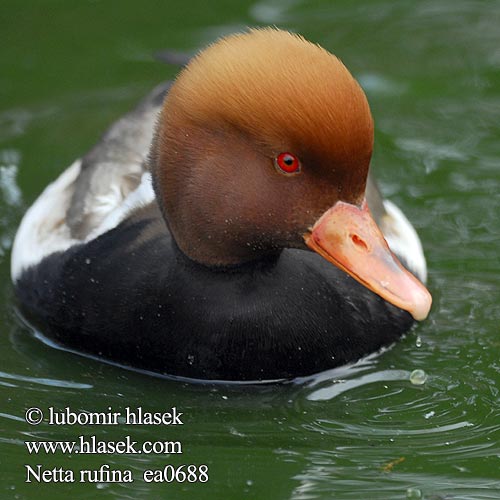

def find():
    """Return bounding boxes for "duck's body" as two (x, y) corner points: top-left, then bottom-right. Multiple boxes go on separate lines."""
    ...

(14, 202), (414, 380)
(11, 29), (431, 381)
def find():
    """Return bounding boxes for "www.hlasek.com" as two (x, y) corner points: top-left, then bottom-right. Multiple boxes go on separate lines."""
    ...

(24, 406), (209, 484)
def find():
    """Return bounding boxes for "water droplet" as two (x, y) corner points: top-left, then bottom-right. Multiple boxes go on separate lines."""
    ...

(246, 479), (253, 486)
(187, 354), (195, 365)
(415, 336), (422, 347)
(85, 258), (91, 265)
(406, 487), (422, 499)
(410, 369), (427, 385)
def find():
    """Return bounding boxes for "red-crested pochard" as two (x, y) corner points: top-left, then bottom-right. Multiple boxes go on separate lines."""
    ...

(11, 28), (431, 381)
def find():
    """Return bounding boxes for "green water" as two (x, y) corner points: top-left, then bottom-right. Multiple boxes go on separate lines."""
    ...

(1, 1), (499, 498)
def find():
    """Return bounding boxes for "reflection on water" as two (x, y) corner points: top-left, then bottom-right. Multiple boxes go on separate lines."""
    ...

(0, 149), (23, 260)
(0, 370), (92, 390)
(1, 0), (500, 499)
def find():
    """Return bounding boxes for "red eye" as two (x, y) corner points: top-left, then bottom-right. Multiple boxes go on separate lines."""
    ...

(275, 152), (301, 174)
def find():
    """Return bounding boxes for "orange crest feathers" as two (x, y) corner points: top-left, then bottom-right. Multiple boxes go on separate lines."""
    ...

(163, 28), (373, 172)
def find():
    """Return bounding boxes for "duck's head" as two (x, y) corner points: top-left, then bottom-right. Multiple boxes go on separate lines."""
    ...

(150, 28), (431, 321)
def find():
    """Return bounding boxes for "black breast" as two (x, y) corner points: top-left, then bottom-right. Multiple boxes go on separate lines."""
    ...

(15, 203), (413, 381)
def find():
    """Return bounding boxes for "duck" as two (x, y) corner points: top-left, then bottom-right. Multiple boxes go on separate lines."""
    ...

(11, 28), (432, 382)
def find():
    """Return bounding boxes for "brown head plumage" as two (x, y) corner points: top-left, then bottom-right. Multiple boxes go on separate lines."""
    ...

(151, 28), (375, 266)
(166, 28), (373, 174)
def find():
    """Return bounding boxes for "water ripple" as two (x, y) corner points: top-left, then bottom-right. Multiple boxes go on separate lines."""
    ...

(0, 370), (93, 389)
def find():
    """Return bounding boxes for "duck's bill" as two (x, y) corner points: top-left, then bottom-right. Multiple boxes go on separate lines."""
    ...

(304, 199), (432, 321)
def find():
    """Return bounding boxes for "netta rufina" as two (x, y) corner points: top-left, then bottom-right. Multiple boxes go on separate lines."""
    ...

(11, 29), (431, 381)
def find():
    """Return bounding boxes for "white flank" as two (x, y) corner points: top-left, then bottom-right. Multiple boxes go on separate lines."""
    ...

(11, 161), (81, 281)
(11, 163), (155, 282)
(381, 200), (428, 283)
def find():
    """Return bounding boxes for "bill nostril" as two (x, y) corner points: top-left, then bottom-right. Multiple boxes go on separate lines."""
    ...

(350, 234), (368, 252)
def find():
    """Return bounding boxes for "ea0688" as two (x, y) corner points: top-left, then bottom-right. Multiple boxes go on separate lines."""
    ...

(143, 464), (209, 483)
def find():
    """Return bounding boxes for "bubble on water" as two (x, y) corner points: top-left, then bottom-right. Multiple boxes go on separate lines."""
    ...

(406, 487), (422, 499)
(410, 369), (428, 385)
